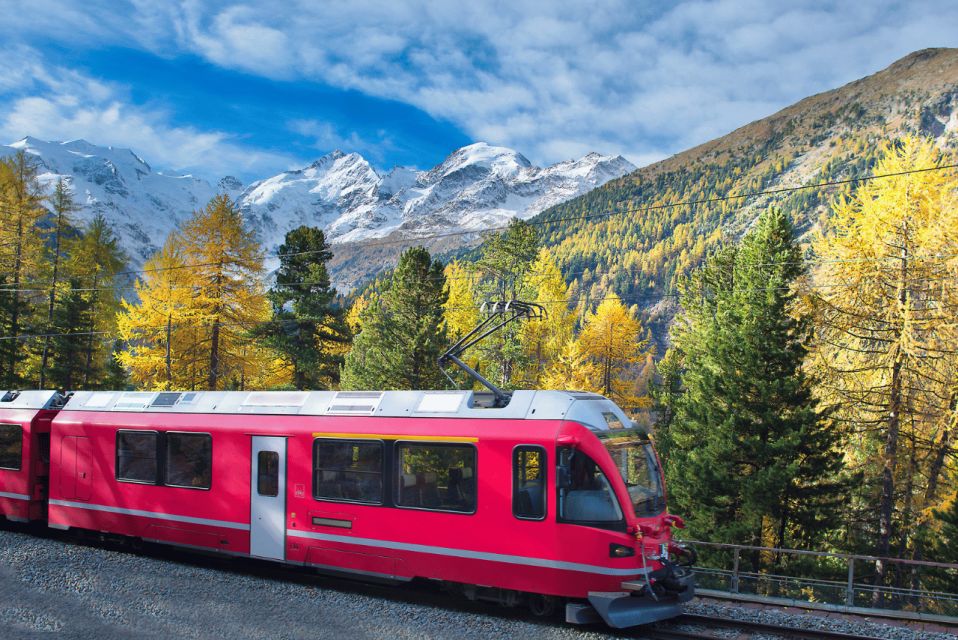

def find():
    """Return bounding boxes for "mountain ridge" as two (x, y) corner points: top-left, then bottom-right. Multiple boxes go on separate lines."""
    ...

(0, 138), (634, 279)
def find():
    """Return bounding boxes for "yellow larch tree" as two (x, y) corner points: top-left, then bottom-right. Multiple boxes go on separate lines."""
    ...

(519, 249), (574, 387)
(119, 195), (280, 390)
(0, 151), (47, 387)
(541, 337), (598, 392)
(179, 194), (275, 390)
(117, 235), (196, 390)
(807, 136), (958, 569)
(575, 294), (652, 410)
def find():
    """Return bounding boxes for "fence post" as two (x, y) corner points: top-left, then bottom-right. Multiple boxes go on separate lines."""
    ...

(846, 558), (855, 607)
(732, 547), (740, 593)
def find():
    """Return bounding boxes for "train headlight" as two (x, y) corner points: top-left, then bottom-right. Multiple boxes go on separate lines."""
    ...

(609, 543), (635, 558)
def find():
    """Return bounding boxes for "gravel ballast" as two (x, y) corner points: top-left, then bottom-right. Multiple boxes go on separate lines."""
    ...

(0, 526), (954, 639)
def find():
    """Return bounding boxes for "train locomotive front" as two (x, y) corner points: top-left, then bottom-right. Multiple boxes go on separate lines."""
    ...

(553, 399), (694, 627)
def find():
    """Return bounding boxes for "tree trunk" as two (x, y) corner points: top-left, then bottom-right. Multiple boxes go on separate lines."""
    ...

(876, 241), (908, 594)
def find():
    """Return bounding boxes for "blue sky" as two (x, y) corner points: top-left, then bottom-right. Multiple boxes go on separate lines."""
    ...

(0, 1), (954, 182)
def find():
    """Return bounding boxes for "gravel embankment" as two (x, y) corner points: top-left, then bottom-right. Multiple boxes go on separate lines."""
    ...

(0, 526), (954, 639)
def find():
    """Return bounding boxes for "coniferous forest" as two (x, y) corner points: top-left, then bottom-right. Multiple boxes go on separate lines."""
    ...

(3, 128), (958, 596)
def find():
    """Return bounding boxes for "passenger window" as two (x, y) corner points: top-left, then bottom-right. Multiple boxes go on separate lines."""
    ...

(313, 439), (383, 504)
(257, 451), (279, 497)
(165, 433), (212, 489)
(513, 446), (546, 520)
(0, 424), (22, 470)
(396, 443), (476, 513)
(558, 448), (623, 524)
(116, 431), (158, 483)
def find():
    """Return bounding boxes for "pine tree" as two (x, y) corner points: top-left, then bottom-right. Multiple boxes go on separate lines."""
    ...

(663, 208), (845, 563)
(474, 219), (538, 388)
(46, 278), (94, 391)
(341, 247), (448, 390)
(255, 226), (349, 390)
(68, 214), (126, 389)
(39, 179), (80, 387)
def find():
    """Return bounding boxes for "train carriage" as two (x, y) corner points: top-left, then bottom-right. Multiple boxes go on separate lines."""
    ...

(0, 390), (61, 522)
(39, 388), (692, 628)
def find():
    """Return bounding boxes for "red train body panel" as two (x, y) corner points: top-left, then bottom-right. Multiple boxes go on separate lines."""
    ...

(5, 389), (694, 628)
(0, 391), (59, 522)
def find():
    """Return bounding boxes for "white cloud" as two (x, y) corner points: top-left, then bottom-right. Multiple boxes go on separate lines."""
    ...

(0, 46), (296, 179)
(2, 1), (956, 171)
(288, 119), (397, 165)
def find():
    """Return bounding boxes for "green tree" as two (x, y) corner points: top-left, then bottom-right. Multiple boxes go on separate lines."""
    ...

(46, 278), (94, 390)
(474, 219), (538, 388)
(256, 226), (349, 389)
(342, 247), (448, 390)
(68, 214), (127, 389)
(662, 209), (845, 563)
(39, 179), (80, 387)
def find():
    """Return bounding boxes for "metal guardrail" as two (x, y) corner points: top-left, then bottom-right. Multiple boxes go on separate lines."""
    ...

(679, 539), (958, 622)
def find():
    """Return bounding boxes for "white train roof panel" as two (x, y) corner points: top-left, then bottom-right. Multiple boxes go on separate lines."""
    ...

(61, 389), (633, 431)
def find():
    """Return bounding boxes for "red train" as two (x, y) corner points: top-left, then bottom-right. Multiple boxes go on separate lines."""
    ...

(0, 387), (693, 628)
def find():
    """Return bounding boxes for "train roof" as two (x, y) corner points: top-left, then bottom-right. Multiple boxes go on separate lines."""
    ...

(61, 389), (636, 433)
(0, 390), (63, 410)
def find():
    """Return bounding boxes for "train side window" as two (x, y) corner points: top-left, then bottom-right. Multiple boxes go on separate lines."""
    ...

(165, 433), (212, 490)
(513, 446), (546, 520)
(395, 443), (476, 514)
(557, 448), (623, 527)
(0, 424), (22, 470)
(116, 430), (158, 484)
(257, 451), (279, 496)
(313, 439), (383, 504)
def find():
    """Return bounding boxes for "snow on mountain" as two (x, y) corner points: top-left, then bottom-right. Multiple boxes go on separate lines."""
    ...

(2, 137), (635, 274)
(237, 142), (637, 255)
(0, 137), (217, 266)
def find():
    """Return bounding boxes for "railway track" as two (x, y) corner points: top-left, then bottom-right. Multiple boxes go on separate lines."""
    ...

(648, 613), (887, 640)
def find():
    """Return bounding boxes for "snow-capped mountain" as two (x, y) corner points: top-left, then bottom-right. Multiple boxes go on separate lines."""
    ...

(239, 143), (636, 252)
(0, 137), (217, 265)
(1, 138), (635, 277)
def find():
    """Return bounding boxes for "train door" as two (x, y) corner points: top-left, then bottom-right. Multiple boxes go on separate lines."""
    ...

(250, 436), (286, 560)
(60, 436), (91, 501)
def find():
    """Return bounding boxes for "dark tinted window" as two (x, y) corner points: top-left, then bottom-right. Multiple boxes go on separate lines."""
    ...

(396, 443), (476, 513)
(116, 431), (158, 483)
(0, 424), (22, 470)
(558, 448), (623, 524)
(165, 433), (212, 489)
(513, 446), (546, 520)
(257, 451), (279, 496)
(314, 439), (383, 504)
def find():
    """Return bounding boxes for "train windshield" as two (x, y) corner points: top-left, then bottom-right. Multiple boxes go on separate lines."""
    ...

(600, 432), (665, 516)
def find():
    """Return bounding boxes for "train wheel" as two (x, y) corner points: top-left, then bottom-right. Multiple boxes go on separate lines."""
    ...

(527, 594), (558, 617)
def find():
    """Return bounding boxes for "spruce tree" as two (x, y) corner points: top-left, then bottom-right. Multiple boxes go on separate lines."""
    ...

(474, 219), (538, 388)
(662, 209), (845, 564)
(255, 226), (349, 389)
(39, 178), (80, 387)
(341, 247), (448, 390)
(46, 279), (94, 391)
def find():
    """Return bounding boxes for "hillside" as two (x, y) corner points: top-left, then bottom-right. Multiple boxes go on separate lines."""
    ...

(532, 48), (958, 336)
